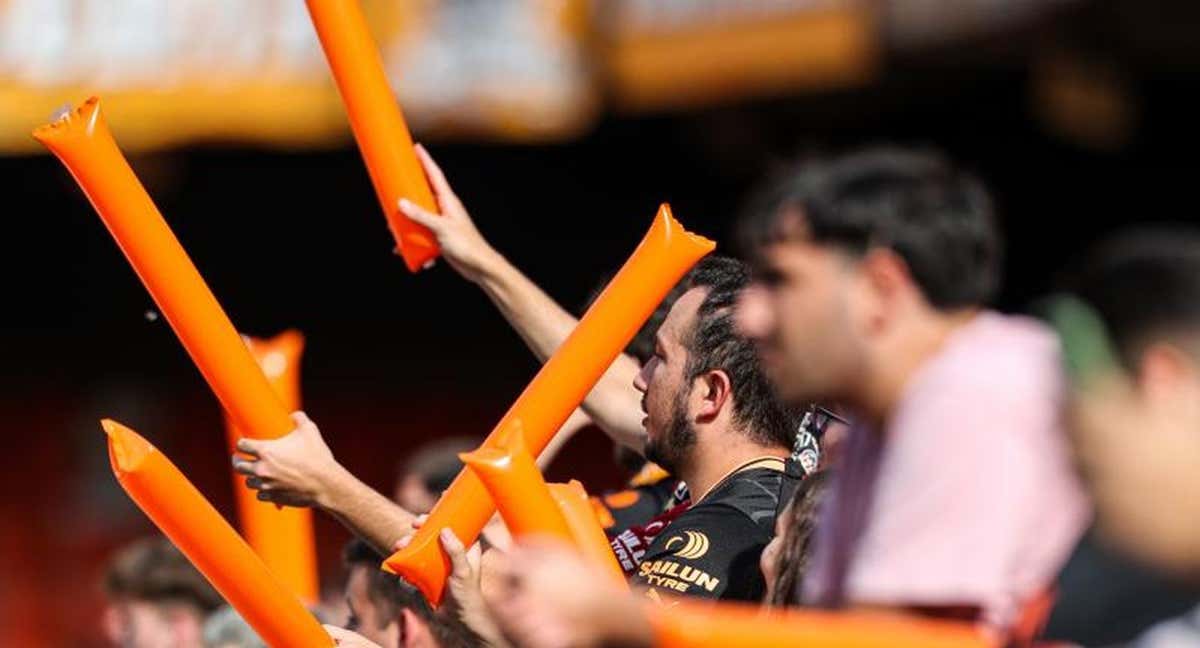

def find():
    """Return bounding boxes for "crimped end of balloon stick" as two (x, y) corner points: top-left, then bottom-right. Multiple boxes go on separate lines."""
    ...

(103, 418), (156, 476)
(32, 96), (102, 143)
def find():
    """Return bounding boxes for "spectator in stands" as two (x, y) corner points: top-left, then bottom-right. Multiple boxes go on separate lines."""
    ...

(340, 538), (480, 648)
(1044, 227), (1200, 645)
(733, 147), (1089, 627)
(102, 537), (223, 648)
(761, 470), (830, 607)
(202, 606), (264, 648)
(394, 436), (480, 514)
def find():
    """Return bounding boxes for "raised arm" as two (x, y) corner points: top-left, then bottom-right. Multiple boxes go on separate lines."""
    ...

(400, 145), (647, 453)
(234, 412), (416, 554)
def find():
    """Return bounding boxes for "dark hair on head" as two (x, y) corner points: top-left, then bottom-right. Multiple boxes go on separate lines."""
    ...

(103, 537), (223, 613)
(399, 436), (480, 494)
(583, 270), (689, 364)
(343, 539), (482, 647)
(736, 147), (1001, 310)
(770, 471), (831, 608)
(681, 255), (800, 448)
(1068, 226), (1200, 371)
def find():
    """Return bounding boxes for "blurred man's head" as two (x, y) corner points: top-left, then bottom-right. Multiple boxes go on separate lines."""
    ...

(634, 256), (798, 475)
(1062, 227), (1200, 576)
(760, 470), (830, 607)
(202, 606), (264, 648)
(394, 437), (480, 513)
(735, 148), (1000, 408)
(102, 537), (222, 648)
(343, 540), (477, 648)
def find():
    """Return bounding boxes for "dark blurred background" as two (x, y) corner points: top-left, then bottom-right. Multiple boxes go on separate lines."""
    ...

(1, 0), (1197, 644)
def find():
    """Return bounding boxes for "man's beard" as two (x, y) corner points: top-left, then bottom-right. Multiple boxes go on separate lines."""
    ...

(643, 389), (696, 476)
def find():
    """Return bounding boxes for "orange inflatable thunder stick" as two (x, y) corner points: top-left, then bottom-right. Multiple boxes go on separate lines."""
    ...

(650, 601), (994, 648)
(549, 480), (628, 587)
(303, 0), (440, 271)
(385, 205), (714, 604)
(33, 99), (295, 441)
(35, 98), (320, 598)
(225, 331), (318, 603)
(459, 422), (575, 544)
(104, 420), (333, 647)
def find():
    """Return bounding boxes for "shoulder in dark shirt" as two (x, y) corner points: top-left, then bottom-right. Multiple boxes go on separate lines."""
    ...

(631, 464), (792, 603)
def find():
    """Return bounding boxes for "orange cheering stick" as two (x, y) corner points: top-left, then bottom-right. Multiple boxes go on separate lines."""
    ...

(385, 205), (713, 604)
(303, 0), (439, 271)
(33, 98), (295, 441)
(549, 481), (628, 587)
(225, 331), (319, 603)
(104, 420), (333, 647)
(648, 600), (994, 648)
(459, 422), (575, 544)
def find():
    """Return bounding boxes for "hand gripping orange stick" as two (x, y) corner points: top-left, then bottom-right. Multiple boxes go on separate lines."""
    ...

(548, 481), (629, 588)
(224, 331), (319, 603)
(33, 98), (294, 441)
(303, 0), (439, 272)
(385, 205), (713, 604)
(648, 601), (996, 648)
(103, 420), (333, 648)
(459, 422), (575, 544)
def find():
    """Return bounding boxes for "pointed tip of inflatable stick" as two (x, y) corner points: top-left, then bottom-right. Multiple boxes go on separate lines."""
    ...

(32, 96), (103, 145)
(654, 203), (716, 254)
(458, 447), (511, 470)
(103, 418), (156, 475)
(246, 329), (306, 378)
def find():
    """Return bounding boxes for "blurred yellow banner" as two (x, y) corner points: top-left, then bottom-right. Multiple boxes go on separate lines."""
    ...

(1, 0), (879, 153)
(602, 0), (879, 112)
(0, 0), (595, 153)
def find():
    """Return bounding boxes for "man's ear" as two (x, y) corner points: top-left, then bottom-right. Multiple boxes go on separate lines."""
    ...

(1138, 341), (1200, 415)
(858, 248), (916, 331)
(695, 369), (733, 422)
(399, 608), (437, 648)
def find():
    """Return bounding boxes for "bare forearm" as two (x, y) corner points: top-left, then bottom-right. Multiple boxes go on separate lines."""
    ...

(475, 254), (648, 453)
(318, 463), (416, 554)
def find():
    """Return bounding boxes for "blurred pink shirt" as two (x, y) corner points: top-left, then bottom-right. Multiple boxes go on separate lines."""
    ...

(803, 312), (1090, 628)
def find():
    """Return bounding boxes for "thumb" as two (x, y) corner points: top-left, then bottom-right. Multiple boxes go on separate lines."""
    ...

(290, 410), (312, 429)
(399, 198), (443, 231)
(439, 528), (471, 579)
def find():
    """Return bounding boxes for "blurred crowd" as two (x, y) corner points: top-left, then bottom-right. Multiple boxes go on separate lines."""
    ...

(99, 144), (1200, 648)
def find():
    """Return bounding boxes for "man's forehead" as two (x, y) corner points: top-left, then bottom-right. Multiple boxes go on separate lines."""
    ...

(755, 238), (837, 272)
(660, 287), (707, 342)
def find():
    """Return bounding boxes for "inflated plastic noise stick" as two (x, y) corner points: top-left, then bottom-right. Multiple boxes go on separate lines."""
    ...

(103, 420), (333, 647)
(549, 481), (629, 588)
(648, 600), (994, 648)
(385, 204), (714, 604)
(225, 330), (319, 603)
(33, 98), (295, 441)
(459, 421), (575, 544)
(303, 0), (439, 271)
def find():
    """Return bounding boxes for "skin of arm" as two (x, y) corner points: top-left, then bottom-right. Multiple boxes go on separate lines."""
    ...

(234, 412), (416, 554)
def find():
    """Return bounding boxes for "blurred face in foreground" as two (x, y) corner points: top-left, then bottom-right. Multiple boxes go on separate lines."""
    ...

(736, 219), (870, 406)
(1068, 338), (1200, 577)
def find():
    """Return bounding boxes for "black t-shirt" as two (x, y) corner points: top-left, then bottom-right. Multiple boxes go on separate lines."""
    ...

(1044, 531), (1200, 646)
(598, 476), (681, 532)
(630, 458), (791, 603)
